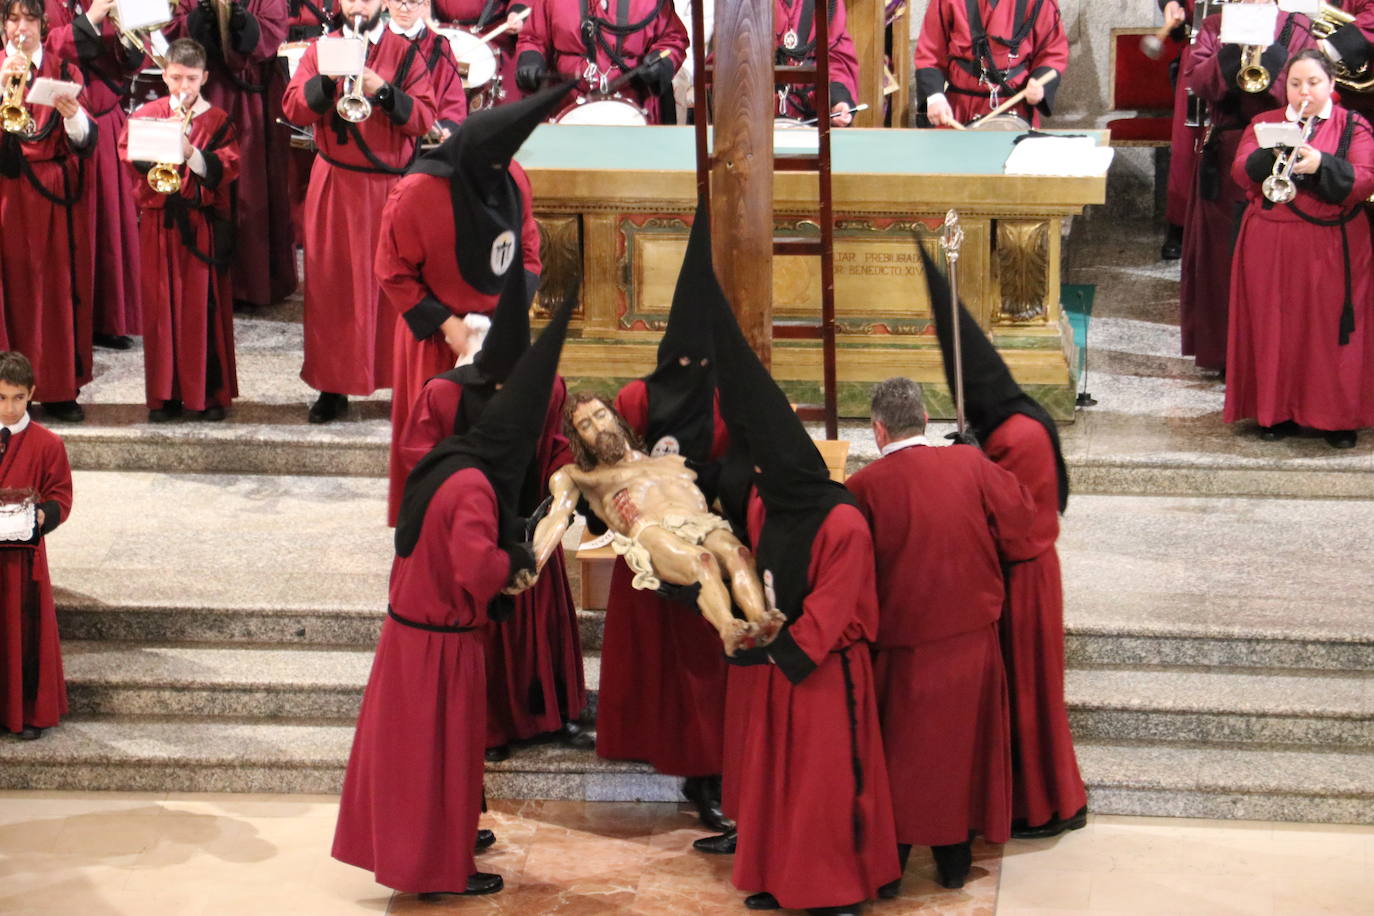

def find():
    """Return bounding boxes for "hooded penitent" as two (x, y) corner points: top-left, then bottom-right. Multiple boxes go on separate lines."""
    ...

(409, 79), (576, 295)
(642, 196), (719, 463)
(920, 246), (1069, 513)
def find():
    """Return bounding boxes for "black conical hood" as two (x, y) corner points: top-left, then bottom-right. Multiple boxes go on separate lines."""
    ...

(920, 246), (1069, 512)
(475, 232), (532, 382)
(395, 299), (573, 558)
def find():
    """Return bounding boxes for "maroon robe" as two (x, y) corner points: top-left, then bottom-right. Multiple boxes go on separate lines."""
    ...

(773, 0), (860, 121)
(287, 0), (333, 40)
(120, 99), (241, 411)
(1224, 105), (1374, 431)
(433, 0), (525, 106)
(0, 46), (96, 404)
(401, 25), (468, 128)
(728, 498), (900, 910)
(1324, 0), (1374, 124)
(0, 419), (72, 734)
(283, 28), (437, 396)
(848, 441), (1034, 847)
(982, 413), (1085, 828)
(46, 0), (144, 338)
(378, 163), (539, 521)
(1179, 12), (1313, 371)
(1166, 36), (1199, 225)
(516, 0), (688, 123)
(913, 0), (1069, 126)
(333, 468), (507, 892)
(594, 379), (729, 777)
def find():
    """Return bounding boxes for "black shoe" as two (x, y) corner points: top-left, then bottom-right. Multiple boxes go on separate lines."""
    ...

(307, 392), (347, 424)
(932, 840), (973, 889)
(877, 843), (912, 899)
(42, 401), (84, 423)
(1160, 223), (1183, 261)
(692, 829), (736, 854)
(682, 776), (734, 833)
(417, 872), (504, 899)
(475, 828), (496, 852)
(808, 906), (863, 916)
(1258, 420), (1300, 442)
(1325, 430), (1358, 449)
(93, 333), (133, 350)
(484, 745), (511, 763)
(198, 405), (227, 422)
(744, 892), (779, 910)
(1011, 804), (1088, 839)
(148, 400), (183, 423)
(17, 726), (42, 740)
(556, 720), (595, 750)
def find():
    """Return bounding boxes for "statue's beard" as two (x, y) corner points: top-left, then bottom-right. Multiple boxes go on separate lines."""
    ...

(592, 430), (627, 465)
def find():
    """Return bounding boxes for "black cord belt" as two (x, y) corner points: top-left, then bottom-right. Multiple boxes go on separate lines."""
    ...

(387, 605), (477, 633)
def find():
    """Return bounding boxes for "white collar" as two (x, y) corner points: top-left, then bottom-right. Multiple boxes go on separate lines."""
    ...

(1286, 99), (1334, 121)
(171, 94), (212, 117)
(2, 411), (32, 437)
(5, 43), (41, 69)
(346, 20), (386, 43)
(388, 18), (427, 38)
(879, 433), (930, 456)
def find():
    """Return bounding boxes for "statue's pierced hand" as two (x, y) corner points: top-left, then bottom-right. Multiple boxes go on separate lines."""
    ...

(503, 567), (538, 595)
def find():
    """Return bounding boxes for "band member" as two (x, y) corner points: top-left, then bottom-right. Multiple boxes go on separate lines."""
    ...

(120, 38), (240, 422)
(334, 303), (573, 899)
(926, 248), (1087, 841)
(1160, 0), (1196, 260)
(0, 0), (96, 424)
(513, 0), (687, 123)
(1227, 49), (1374, 448)
(282, 0), (436, 423)
(848, 377), (1033, 894)
(165, 0), (295, 310)
(1316, 0), (1374, 122)
(0, 350), (73, 741)
(1179, 0), (1314, 372)
(774, 0), (861, 126)
(432, 0), (528, 107)
(286, 0), (332, 39)
(913, 0), (1068, 128)
(384, 0), (466, 135)
(45, 0), (147, 349)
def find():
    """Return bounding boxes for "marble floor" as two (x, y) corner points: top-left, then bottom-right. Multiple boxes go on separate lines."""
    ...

(0, 792), (1370, 915)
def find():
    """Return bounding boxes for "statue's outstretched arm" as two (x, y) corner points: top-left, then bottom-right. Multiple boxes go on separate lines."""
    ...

(532, 468), (581, 570)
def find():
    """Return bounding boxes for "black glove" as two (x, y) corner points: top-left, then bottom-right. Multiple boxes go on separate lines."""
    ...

(655, 580), (702, 606)
(515, 51), (547, 93)
(502, 542), (536, 579)
(632, 53), (674, 97)
(725, 644), (771, 667)
(944, 428), (980, 448)
(229, 0), (249, 32)
(187, 0), (217, 44)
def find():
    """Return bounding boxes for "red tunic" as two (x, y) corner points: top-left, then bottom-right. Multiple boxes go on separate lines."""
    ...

(1179, 12), (1314, 371)
(45, 1), (144, 337)
(593, 379), (730, 777)
(0, 420), (72, 734)
(773, 0), (860, 121)
(403, 26), (469, 128)
(333, 467), (509, 893)
(287, 0), (334, 40)
(0, 46), (95, 404)
(516, 0), (688, 122)
(120, 99), (242, 412)
(283, 29), (437, 396)
(433, 0), (523, 106)
(913, 0), (1069, 126)
(165, 0), (297, 308)
(982, 413), (1085, 827)
(1162, 0), (1198, 227)
(1225, 105), (1374, 431)
(728, 499), (899, 910)
(848, 442), (1034, 847)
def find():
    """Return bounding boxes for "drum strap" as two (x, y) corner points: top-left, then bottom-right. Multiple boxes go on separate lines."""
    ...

(161, 120), (235, 269)
(579, 0), (670, 72)
(958, 0), (1045, 96)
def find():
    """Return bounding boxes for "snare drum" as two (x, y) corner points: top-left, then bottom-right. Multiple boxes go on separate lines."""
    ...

(278, 40), (310, 80)
(442, 29), (497, 90)
(969, 112), (1031, 132)
(773, 117), (809, 128)
(553, 96), (649, 126)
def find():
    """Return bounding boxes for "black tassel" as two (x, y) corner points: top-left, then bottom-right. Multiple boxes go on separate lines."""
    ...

(838, 647), (864, 854)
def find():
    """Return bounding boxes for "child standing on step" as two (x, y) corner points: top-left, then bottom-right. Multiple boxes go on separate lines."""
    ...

(0, 350), (72, 740)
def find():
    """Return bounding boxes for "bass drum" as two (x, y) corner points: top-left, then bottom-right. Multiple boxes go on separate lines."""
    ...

(442, 28), (497, 91)
(969, 112), (1031, 132)
(554, 96), (649, 126)
(126, 67), (165, 114)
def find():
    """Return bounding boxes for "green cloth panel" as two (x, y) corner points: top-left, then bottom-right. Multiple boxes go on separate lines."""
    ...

(1061, 283), (1094, 353)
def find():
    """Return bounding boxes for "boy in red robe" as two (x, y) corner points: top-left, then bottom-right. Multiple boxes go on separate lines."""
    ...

(120, 38), (241, 422)
(913, 0), (1068, 128)
(0, 0), (97, 424)
(773, 0), (861, 126)
(334, 299), (571, 899)
(282, 0), (436, 422)
(0, 351), (73, 741)
(847, 376), (1033, 893)
(925, 247), (1086, 840)
(383, 0), (467, 135)
(432, 0), (528, 107)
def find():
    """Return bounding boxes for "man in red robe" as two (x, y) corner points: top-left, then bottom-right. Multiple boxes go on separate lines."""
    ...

(384, 0), (466, 134)
(283, 0), (436, 422)
(926, 248), (1086, 840)
(44, 0), (145, 349)
(847, 376), (1034, 893)
(334, 301), (572, 898)
(0, 350), (73, 741)
(432, 0), (528, 107)
(513, 0), (687, 123)
(706, 271), (899, 915)
(599, 198), (732, 832)
(774, 0), (861, 125)
(913, 0), (1068, 128)
(120, 38), (240, 422)
(0, 0), (96, 424)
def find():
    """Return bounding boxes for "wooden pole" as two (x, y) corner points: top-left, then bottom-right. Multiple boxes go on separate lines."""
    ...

(711, 0), (775, 366)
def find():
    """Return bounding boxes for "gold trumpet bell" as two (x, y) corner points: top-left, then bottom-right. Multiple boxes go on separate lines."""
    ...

(147, 162), (182, 195)
(1239, 46), (1271, 94)
(0, 101), (33, 136)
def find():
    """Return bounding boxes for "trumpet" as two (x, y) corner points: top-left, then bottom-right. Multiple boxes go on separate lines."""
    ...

(1313, 1), (1374, 93)
(1262, 102), (1317, 204)
(1238, 44), (1271, 94)
(110, 0), (173, 69)
(335, 16), (372, 123)
(147, 94), (197, 195)
(1, 41), (35, 137)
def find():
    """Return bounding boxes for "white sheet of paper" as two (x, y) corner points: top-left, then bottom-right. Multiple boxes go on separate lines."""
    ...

(1220, 3), (1278, 47)
(1255, 121), (1304, 149)
(149, 28), (170, 58)
(1278, 0), (1319, 14)
(1003, 136), (1114, 177)
(115, 0), (171, 31)
(25, 77), (81, 107)
(316, 37), (366, 77)
(127, 117), (185, 163)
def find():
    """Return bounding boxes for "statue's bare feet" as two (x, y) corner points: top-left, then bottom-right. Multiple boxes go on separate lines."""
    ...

(721, 619), (756, 657)
(753, 609), (787, 646)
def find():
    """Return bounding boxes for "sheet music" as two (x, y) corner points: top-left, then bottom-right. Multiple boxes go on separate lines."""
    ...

(317, 37), (366, 77)
(127, 117), (185, 163)
(114, 0), (170, 31)
(0, 502), (35, 542)
(1220, 3), (1278, 47)
(25, 77), (81, 107)
(1004, 136), (1114, 177)
(1278, 0), (1319, 14)
(1255, 121), (1304, 149)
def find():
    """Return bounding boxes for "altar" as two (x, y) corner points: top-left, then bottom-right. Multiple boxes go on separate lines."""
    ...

(517, 125), (1107, 419)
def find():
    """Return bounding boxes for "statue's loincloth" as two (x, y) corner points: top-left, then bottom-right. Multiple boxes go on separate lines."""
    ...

(611, 512), (733, 591)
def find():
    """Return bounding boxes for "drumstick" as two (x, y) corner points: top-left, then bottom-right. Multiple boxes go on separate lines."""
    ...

(1140, 22), (1174, 60)
(475, 7), (531, 47)
(598, 48), (670, 96)
(966, 70), (1059, 127)
(799, 103), (869, 125)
